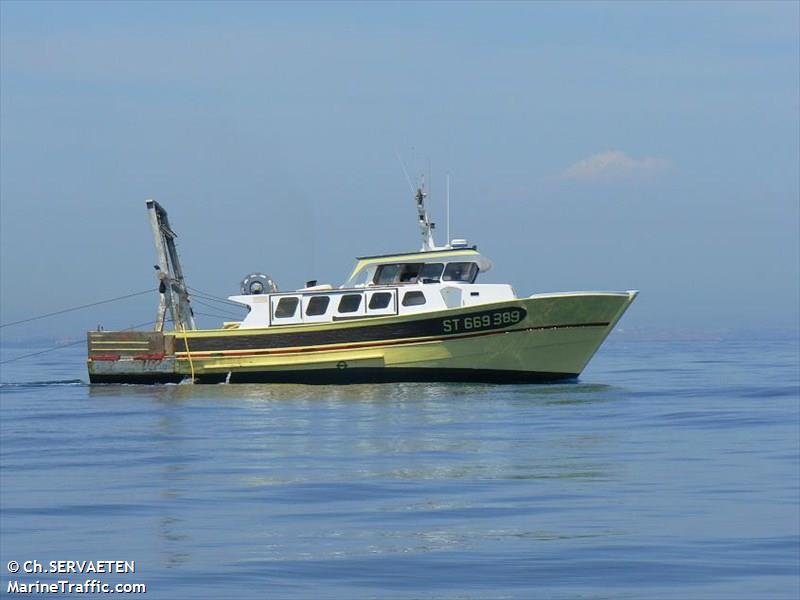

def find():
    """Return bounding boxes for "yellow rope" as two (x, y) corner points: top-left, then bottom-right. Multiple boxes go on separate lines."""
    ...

(180, 324), (196, 383)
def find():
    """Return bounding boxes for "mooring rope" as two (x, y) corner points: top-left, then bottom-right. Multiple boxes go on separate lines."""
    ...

(0, 320), (157, 365)
(0, 289), (155, 329)
(194, 310), (240, 321)
(179, 324), (196, 383)
(187, 286), (245, 308)
(0, 285), (241, 366)
(0, 339), (87, 365)
(190, 298), (243, 318)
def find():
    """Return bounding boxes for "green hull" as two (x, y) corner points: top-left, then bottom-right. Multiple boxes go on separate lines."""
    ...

(88, 291), (637, 384)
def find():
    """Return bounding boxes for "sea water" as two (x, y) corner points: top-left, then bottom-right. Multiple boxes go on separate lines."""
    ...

(0, 338), (798, 599)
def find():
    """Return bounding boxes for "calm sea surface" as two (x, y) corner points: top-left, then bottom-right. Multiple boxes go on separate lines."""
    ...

(1, 339), (798, 599)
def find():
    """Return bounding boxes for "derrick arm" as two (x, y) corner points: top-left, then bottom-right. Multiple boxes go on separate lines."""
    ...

(146, 199), (195, 332)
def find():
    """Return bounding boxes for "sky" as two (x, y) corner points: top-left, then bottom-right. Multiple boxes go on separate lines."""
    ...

(1, 0), (798, 341)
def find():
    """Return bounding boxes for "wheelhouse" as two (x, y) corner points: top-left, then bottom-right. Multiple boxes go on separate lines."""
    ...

(343, 248), (493, 288)
(372, 261), (479, 285)
(225, 247), (513, 330)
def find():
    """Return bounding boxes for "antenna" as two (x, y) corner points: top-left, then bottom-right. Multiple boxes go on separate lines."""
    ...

(427, 157), (432, 210)
(396, 153), (415, 195)
(446, 174), (451, 247)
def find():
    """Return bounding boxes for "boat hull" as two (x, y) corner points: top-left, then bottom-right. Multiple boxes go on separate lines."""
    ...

(87, 291), (636, 384)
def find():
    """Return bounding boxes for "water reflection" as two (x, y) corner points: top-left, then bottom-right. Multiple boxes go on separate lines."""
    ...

(82, 379), (620, 570)
(156, 407), (192, 569)
(88, 381), (618, 484)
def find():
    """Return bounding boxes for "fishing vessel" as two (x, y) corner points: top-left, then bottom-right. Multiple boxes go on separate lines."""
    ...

(87, 188), (636, 384)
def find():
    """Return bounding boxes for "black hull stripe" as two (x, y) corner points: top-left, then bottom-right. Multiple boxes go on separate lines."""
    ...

(90, 368), (579, 386)
(177, 321), (610, 359)
(178, 307), (531, 353)
(177, 309), (609, 356)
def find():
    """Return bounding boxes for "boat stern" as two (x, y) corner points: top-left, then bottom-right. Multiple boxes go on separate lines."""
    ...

(87, 330), (184, 384)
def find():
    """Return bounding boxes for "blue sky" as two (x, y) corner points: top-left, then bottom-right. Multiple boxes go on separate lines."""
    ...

(1, 1), (798, 339)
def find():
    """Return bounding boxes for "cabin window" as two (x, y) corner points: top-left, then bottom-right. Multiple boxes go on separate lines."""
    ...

(402, 291), (426, 306)
(442, 262), (479, 283)
(350, 269), (370, 287)
(374, 263), (427, 284)
(338, 294), (362, 313)
(420, 263), (444, 282)
(306, 296), (330, 316)
(398, 263), (423, 283)
(374, 264), (401, 285)
(369, 292), (392, 310)
(274, 297), (299, 318)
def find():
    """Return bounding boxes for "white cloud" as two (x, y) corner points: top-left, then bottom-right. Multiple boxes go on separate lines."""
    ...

(562, 151), (670, 183)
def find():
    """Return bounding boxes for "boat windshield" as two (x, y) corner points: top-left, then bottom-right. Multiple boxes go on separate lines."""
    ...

(420, 263), (444, 282)
(373, 262), (474, 285)
(442, 262), (479, 283)
(374, 264), (402, 285)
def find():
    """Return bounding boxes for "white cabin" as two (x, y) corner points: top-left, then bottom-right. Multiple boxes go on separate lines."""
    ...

(227, 248), (516, 329)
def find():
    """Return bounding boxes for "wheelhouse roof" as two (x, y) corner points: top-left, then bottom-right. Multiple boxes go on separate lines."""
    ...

(346, 247), (490, 284)
(355, 246), (478, 261)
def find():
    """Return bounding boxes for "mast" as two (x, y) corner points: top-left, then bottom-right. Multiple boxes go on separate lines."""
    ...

(416, 183), (437, 251)
(146, 199), (196, 332)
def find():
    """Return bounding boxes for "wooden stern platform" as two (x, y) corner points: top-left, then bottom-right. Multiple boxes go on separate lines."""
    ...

(87, 331), (183, 383)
